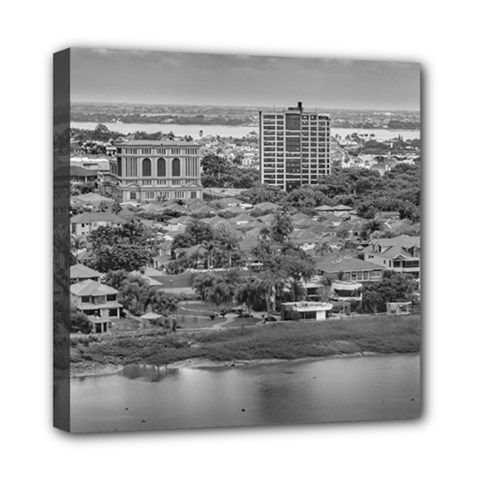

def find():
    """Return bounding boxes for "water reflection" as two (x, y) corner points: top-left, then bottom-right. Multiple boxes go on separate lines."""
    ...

(122, 364), (179, 382)
(71, 354), (420, 433)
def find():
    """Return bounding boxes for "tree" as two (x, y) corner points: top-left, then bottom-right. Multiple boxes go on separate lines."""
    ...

(202, 239), (222, 270)
(70, 305), (92, 334)
(270, 210), (293, 244)
(235, 277), (258, 316)
(91, 243), (152, 273)
(171, 220), (214, 254)
(362, 219), (384, 239)
(316, 275), (333, 302)
(103, 269), (129, 290)
(193, 272), (237, 309)
(97, 202), (109, 212)
(201, 154), (229, 179)
(144, 289), (179, 316)
(116, 272), (151, 316)
(287, 279), (307, 302)
(88, 220), (155, 272)
(111, 201), (122, 214)
(70, 234), (87, 264)
(213, 223), (242, 268)
(283, 186), (324, 209)
(362, 271), (416, 313)
(239, 184), (286, 205)
(257, 270), (284, 318)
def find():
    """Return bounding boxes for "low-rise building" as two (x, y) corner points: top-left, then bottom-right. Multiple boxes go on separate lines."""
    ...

(70, 212), (126, 236)
(70, 279), (123, 333)
(315, 256), (385, 283)
(71, 193), (115, 209)
(281, 301), (333, 321)
(70, 264), (102, 284)
(329, 280), (363, 302)
(364, 235), (420, 278)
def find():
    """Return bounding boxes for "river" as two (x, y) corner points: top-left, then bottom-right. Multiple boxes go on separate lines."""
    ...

(68, 354), (421, 433)
(70, 121), (420, 141)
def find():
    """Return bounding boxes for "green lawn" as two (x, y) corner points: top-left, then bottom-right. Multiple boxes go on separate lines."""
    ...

(222, 317), (262, 328)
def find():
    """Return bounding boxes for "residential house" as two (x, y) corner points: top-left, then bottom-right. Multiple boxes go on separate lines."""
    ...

(70, 264), (101, 284)
(68, 166), (99, 185)
(290, 229), (320, 251)
(319, 235), (345, 251)
(315, 256), (385, 283)
(364, 235), (420, 278)
(252, 202), (280, 212)
(230, 213), (255, 226)
(70, 212), (126, 237)
(70, 280), (123, 333)
(71, 193), (115, 209)
(315, 205), (353, 216)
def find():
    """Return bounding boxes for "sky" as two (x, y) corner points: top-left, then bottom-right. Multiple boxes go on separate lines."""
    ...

(70, 48), (420, 111)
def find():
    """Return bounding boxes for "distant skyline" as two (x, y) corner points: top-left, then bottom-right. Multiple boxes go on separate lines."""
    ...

(71, 48), (420, 111)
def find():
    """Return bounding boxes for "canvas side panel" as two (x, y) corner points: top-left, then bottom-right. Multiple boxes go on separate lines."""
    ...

(53, 48), (71, 432)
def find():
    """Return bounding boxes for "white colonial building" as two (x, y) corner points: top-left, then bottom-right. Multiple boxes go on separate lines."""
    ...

(113, 140), (203, 202)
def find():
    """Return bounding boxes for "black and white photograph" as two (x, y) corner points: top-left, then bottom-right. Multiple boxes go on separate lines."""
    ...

(6, 0), (480, 478)
(54, 48), (421, 433)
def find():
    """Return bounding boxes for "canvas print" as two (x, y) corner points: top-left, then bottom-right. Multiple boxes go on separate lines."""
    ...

(54, 48), (421, 433)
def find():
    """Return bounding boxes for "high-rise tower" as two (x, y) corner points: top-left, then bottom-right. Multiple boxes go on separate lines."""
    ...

(259, 102), (331, 191)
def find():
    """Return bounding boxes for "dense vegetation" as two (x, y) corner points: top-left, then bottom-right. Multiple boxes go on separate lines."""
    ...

(85, 220), (156, 273)
(70, 314), (421, 369)
(201, 153), (259, 189)
(238, 163), (420, 221)
(168, 220), (243, 273)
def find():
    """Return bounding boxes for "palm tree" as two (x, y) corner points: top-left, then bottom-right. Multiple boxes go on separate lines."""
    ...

(316, 275), (333, 302)
(288, 279), (307, 302)
(236, 277), (258, 317)
(258, 270), (284, 319)
(363, 219), (383, 240)
(70, 234), (87, 263)
(316, 242), (333, 257)
(202, 239), (221, 269)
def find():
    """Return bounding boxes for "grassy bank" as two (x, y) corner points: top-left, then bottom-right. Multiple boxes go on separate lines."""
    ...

(70, 314), (420, 374)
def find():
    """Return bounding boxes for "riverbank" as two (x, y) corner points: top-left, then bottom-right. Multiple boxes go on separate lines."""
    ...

(70, 314), (420, 377)
(70, 122), (421, 140)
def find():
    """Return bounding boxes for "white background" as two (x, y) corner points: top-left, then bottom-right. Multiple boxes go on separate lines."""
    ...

(1, 1), (479, 478)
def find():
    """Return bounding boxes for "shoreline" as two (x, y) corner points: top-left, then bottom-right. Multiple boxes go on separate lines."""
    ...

(69, 315), (421, 378)
(69, 351), (411, 378)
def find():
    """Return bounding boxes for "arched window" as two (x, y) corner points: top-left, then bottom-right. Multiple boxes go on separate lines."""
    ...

(157, 157), (166, 177)
(172, 158), (181, 177)
(142, 158), (152, 177)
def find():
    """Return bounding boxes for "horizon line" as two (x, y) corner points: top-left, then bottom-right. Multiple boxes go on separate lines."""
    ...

(71, 100), (420, 113)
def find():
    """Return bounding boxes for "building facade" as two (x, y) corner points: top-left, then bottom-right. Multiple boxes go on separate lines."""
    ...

(259, 102), (331, 191)
(365, 235), (420, 278)
(70, 279), (123, 333)
(114, 140), (203, 202)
